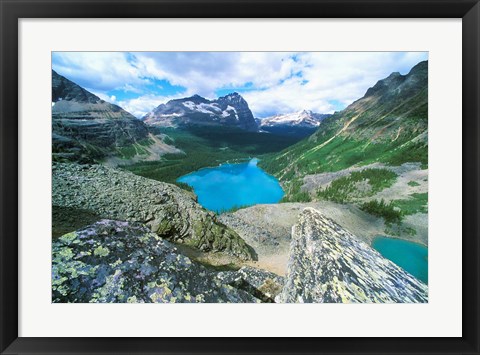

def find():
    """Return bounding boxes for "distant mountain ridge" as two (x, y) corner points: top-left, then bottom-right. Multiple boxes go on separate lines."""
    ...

(53, 71), (99, 104)
(143, 92), (258, 131)
(259, 110), (331, 137)
(259, 60), (428, 198)
(52, 70), (137, 120)
(52, 70), (177, 164)
(260, 110), (328, 128)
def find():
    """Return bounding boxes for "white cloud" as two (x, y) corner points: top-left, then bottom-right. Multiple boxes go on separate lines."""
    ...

(131, 52), (302, 98)
(117, 94), (184, 118)
(53, 51), (428, 118)
(52, 52), (146, 92)
(242, 52), (428, 117)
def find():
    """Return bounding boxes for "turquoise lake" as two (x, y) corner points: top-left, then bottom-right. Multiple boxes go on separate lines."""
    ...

(372, 237), (428, 284)
(177, 158), (284, 213)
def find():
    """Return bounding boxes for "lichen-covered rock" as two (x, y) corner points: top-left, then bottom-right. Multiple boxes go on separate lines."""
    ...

(52, 220), (260, 303)
(52, 163), (254, 260)
(217, 266), (284, 303)
(277, 208), (428, 303)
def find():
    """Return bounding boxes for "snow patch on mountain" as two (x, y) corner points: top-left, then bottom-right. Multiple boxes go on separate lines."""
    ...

(260, 110), (327, 128)
(143, 93), (258, 131)
(182, 101), (224, 115)
(221, 105), (238, 119)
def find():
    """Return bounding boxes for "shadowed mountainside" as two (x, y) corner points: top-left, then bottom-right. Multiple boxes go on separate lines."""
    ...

(143, 92), (258, 131)
(52, 70), (176, 164)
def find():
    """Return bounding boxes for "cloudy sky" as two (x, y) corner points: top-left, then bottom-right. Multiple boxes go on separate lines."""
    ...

(52, 51), (428, 118)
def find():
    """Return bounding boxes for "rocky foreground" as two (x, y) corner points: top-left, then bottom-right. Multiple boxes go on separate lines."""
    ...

(52, 163), (254, 260)
(52, 183), (428, 302)
(52, 220), (282, 303)
(278, 208), (428, 303)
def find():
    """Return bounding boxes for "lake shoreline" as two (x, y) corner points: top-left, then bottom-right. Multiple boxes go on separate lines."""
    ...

(177, 158), (284, 213)
(372, 236), (428, 284)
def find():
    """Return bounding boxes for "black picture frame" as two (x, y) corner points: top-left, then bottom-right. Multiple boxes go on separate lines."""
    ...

(1, 0), (479, 354)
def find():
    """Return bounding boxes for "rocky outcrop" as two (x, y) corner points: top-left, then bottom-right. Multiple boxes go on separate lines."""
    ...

(217, 266), (284, 303)
(52, 163), (254, 260)
(52, 70), (156, 163)
(218, 213), (281, 251)
(277, 208), (428, 303)
(52, 118), (150, 162)
(143, 93), (258, 131)
(52, 220), (269, 303)
(52, 70), (138, 120)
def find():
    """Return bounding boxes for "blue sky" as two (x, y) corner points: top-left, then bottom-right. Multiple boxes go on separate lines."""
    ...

(52, 51), (428, 118)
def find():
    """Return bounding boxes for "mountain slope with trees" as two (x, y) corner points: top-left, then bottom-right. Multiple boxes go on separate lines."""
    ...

(259, 61), (428, 199)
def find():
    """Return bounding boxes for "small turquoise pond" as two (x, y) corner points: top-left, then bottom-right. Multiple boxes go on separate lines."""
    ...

(372, 237), (428, 284)
(177, 158), (284, 213)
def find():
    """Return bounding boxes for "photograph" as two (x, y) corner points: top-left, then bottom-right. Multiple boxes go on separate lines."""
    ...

(51, 51), (429, 303)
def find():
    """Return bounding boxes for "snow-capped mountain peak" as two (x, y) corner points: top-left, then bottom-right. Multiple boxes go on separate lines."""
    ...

(260, 110), (328, 128)
(142, 92), (257, 131)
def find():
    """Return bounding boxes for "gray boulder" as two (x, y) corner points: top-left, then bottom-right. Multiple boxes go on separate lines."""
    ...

(52, 163), (254, 260)
(277, 208), (428, 303)
(52, 220), (261, 303)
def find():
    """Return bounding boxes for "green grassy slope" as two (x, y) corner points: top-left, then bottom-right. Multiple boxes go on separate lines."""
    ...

(259, 61), (428, 200)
